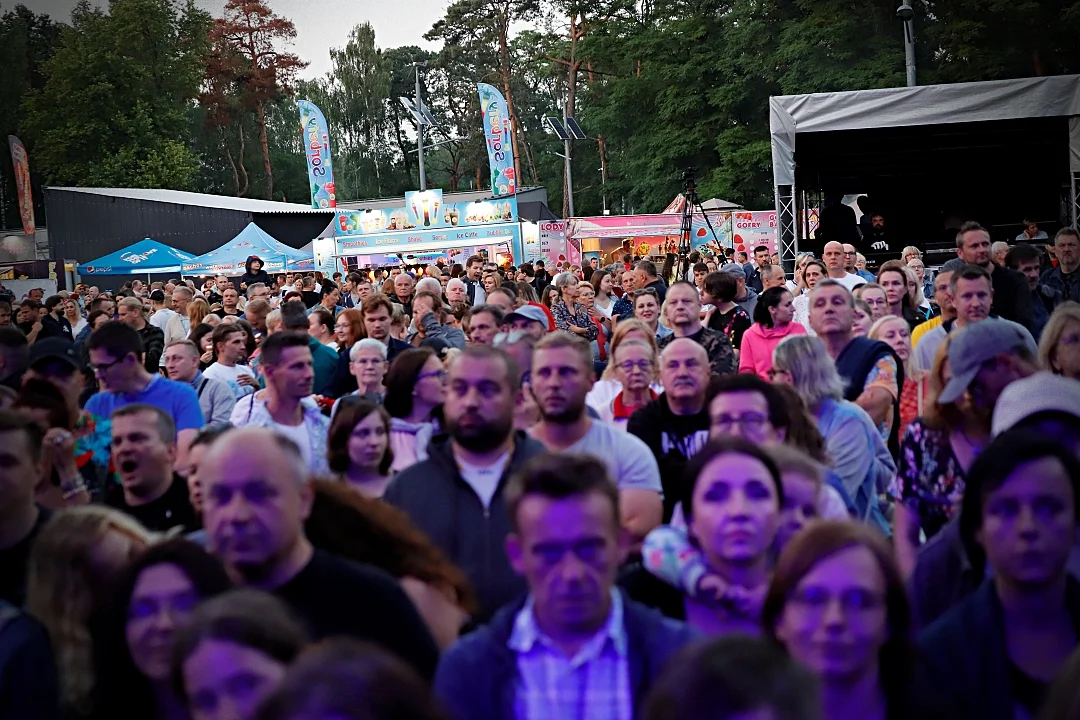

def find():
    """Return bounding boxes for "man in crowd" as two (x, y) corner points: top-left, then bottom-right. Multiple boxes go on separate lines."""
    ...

(341, 272), (364, 308)
(760, 263), (787, 291)
(634, 260), (667, 303)
(464, 255), (487, 305)
(0, 327), (27, 392)
(392, 273), (416, 315)
(0, 411), (51, 605)
(720, 263), (759, 317)
(232, 331), (329, 474)
(217, 287), (240, 318)
(464, 305), (504, 346)
(207, 274), (229, 306)
(628, 338), (712, 521)
(245, 282), (272, 305)
(74, 295), (117, 347)
(0, 300), (10, 327)
(955, 221), (1034, 330)
(85, 321), (203, 468)
(1042, 226), (1080, 306)
(147, 289), (176, 333)
(446, 278), (469, 305)
(528, 332), (663, 544)
(106, 403), (200, 533)
(611, 269), (638, 321)
(163, 339), (235, 426)
(202, 323), (258, 399)
(242, 298), (272, 337)
(933, 318), (1039, 413)
(39, 295), (73, 340)
(911, 258), (965, 352)
(822, 241), (865, 291)
(117, 296), (165, 372)
(531, 259), (551, 298)
(991, 241), (1010, 268)
(434, 453), (698, 718)
(300, 276), (321, 308)
(386, 345), (545, 619)
(810, 280), (901, 451)
(361, 294), (411, 364)
(1006, 243), (1060, 339)
(279, 301), (337, 397)
(504, 305), (549, 343)
(743, 245), (770, 294)
(485, 287), (516, 316)
(164, 286), (193, 350)
(409, 291), (466, 349)
(197, 426), (440, 678)
(656, 281), (736, 376)
(1016, 217), (1049, 243)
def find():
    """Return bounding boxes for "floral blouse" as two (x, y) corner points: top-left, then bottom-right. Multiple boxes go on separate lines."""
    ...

(551, 301), (599, 340)
(888, 418), (965, 539)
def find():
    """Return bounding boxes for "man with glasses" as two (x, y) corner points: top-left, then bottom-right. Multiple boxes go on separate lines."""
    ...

(845, 243), (875, 281)
(85, 321), (204, 471)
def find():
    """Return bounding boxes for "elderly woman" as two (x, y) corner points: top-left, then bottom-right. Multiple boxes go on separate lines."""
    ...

(550, 272), (598, 341)
(330, 338), (390, 420)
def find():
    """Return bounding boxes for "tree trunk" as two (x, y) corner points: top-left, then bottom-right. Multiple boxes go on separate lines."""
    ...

(257, 100), (273, 199)
(237, 123), (249, 197)
(497, 20), (523, 190)
(224, 128), (240, 196)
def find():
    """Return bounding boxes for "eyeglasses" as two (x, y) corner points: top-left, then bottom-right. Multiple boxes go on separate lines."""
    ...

(416, 368), (446, 382)
(90, 355), (127, 375)
(617, 360), (652, 373)
(711, 412), (769, 431)
(632, 288), (658, 298)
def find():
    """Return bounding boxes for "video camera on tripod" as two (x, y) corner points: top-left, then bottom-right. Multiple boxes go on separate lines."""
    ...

(676, 166), (720, 280)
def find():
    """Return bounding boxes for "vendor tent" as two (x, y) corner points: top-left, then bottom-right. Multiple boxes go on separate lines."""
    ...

(769, 74), (1080, 267)
(77, 238), (196, 275)
(181, 222), (312, 276)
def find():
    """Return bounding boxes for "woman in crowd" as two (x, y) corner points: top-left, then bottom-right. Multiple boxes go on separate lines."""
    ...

(791, 259), (826, 331)
(589, 268), (618, 319)
(514, 280), (539, 304)
(93, 539), (233, 720)
(305, 480), (477, 649)
(771, 335), (894, 532)
(634, 288), (672, 340)
(854, 283), (889, 323)
(255, 639), (450, 720)
(739, 286), (807, 379)
(329, 308), (366, 398)
(1040, 301), (1080, 381)
(852, 298), (874, 337)
(481, 272), (501, 296)
(907, 257), (934, 307)
(550, 272), (599, 341)
(188, 323), (216, 370)
(869, 315), (922, 439)
(540, 284), (559, 310)
(888, 338), (986, 579)
(187, 297), (211, 329)
(574, 282), (609, 369)
(903, 266), (933, 321)
(764, 520), (917, 720)
(174, 590), (308, 720)
(26, 507), (155, 717)
(703, 271), (752, 351)
(85, 309), (112, 333)
(588, 319), (663, 423)
(327, 399), (394, 498)
(308, 308), (337, 351)
(877, 261), (923, 330)
(383, 347), (444, 472)
(64, 298), (87, 336)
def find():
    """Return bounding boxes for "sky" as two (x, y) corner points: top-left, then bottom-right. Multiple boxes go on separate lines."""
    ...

(24, 0), (446, 78)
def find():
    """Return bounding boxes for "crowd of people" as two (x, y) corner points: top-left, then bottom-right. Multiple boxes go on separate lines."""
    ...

(0, 224), (1077, 720)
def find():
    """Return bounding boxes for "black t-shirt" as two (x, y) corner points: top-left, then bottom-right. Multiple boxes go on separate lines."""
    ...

(707, 305), (752, 349)
(38, 314), (72, 340)
(627, 397), (711, 521)
(0, 507), (52, 606)
(106, 474), (200, 533)
(274, 549), (439, 680)
(300, 291), (321, 309)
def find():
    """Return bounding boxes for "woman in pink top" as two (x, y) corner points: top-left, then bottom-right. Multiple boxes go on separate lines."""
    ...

(739, 286), (807, 379)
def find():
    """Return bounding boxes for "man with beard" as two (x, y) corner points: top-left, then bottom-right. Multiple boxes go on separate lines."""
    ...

(198, 426), (439, 679)
(385, 345), (546, 620)
(106, 403), (200, 533)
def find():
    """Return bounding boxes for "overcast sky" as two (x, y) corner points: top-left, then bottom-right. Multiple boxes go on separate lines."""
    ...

(22, 0), (446, 78)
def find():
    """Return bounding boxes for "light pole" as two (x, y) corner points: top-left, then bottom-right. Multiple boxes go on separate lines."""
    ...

(413, 62), (428, 190)
(897, 2), (916, 87)
(544, 113), (587, 218)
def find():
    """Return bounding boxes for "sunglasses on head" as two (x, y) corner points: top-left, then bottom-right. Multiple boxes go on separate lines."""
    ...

(632, 288), (658, 298)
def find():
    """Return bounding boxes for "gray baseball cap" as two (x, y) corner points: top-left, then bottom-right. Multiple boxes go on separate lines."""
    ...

(505, 304), (549, 327)
(937, 319), (1039, 404)
(720, 263), (746, 279)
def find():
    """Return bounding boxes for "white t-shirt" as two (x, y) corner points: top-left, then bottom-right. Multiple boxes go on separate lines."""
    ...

(832, 273), (866, 292)
(149, 307), (177, 331)
(203, 363), (257, 399)
(272, 421), (311, 467)
(457, 449), (511, 510)
(562, 420), (662, 492)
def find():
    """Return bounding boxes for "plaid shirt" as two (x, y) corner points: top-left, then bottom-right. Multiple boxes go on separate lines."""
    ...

(509, 591), (632, 720)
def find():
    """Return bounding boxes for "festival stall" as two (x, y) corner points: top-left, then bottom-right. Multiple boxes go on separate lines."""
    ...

(181, 222), (313, 276)
(76, 238), (196, 276)
(333, 189), (525, 269)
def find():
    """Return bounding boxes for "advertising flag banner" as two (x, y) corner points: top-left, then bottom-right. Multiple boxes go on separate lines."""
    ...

(297, 100), (336, 209)
(7, 136), (35, 235)
(476, 83), (516, 196)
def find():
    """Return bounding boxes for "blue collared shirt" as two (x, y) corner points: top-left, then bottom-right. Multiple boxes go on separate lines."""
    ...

(508, 590), (632, 720)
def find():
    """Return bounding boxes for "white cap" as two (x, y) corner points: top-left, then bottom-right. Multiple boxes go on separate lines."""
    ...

(991, 372), (1080, 436)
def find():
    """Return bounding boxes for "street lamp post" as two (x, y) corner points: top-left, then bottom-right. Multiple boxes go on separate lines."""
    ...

(897, 2), (916, 87)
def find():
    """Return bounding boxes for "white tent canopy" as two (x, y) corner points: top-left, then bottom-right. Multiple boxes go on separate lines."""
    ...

(770, 74), (1080, 187)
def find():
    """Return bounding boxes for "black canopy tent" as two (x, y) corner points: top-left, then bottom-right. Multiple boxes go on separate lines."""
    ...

(770, 75), (1080, 268)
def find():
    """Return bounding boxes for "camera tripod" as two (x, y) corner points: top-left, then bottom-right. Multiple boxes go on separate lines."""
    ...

(677, 167), (722, 281)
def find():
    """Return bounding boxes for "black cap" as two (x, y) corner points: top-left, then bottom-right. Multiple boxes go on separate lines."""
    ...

(150, 289), (165, 302)
(419, 336), (452, 360)
(28, 337), (81, 371)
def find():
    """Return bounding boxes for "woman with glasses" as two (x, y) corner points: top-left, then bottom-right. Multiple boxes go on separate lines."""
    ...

(550, 272), (599, 341)
(764, 520), (918, 720)
(739, 286), (807, 379)
(634, 287), (672, 340)
(327, 399), (394, 498)
(329, 308), (366, 398)
(854, 283), (890, 323)
(598, 339), (657, 430)
(588, 318), (664, 422)
(383, 347), (444, 472)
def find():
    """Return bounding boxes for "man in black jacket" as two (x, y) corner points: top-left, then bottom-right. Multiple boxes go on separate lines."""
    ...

(955, 221), (1034, 332)
(385, 345), (546, 620)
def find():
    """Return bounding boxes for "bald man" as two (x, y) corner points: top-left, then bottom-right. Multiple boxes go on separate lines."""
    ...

(822, 241), (866, 291)
(197, 427), (439, 678)
(627, 338), (712, 520)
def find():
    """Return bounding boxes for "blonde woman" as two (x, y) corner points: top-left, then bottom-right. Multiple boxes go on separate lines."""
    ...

(26, 507), (155, 716)
(589, 319), (664, 419)
(187, 297), (211, 328)
(869, 314), (925, 439)
(1039, 301), (1080, 380)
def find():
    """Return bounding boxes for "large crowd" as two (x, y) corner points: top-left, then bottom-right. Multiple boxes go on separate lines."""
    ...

(0, 220), (1077, 720)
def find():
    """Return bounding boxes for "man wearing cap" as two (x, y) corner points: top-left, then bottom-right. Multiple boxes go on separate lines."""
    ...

(148, 289), (176, 332)
(935, 318), (1039, 409)
(503, 305), (549, 342)
(720, 262), (760, 318)
(911, 258), (966, 354)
